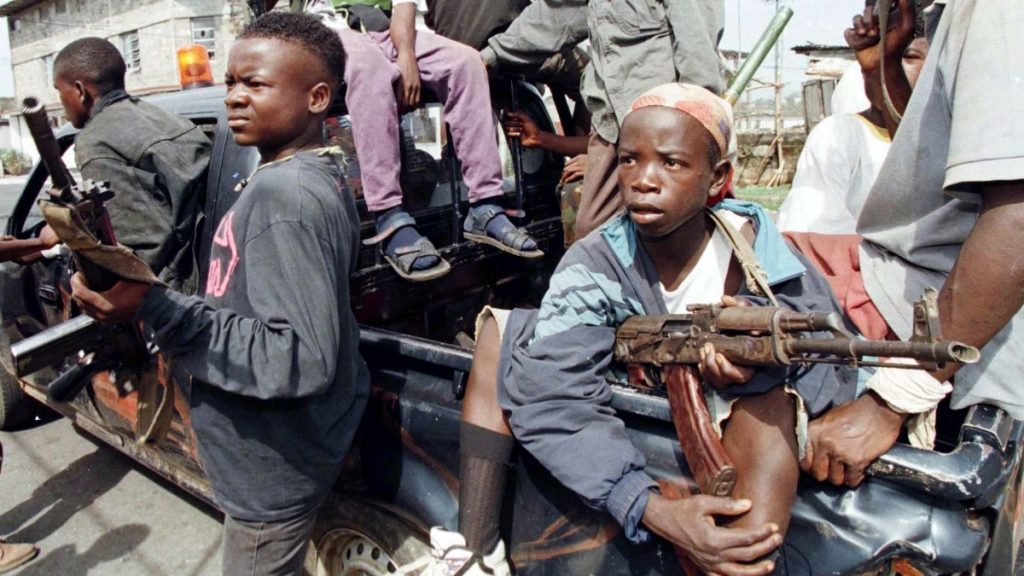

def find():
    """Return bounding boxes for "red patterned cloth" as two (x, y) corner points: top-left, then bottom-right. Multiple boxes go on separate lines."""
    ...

(783, 232), (895, 341)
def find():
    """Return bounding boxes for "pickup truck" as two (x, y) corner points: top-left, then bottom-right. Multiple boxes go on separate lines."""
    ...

(0, 84), (1021, 576)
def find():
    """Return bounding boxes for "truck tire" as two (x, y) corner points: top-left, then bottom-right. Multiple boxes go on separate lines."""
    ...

(0, 368), (35, 430)
(304, 497), (430, 576)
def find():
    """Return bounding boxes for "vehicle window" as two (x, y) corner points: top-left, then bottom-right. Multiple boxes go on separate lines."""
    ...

(324, 102), (552, 237)
(325, 103), (455, 219)
(189, 117), (218, 141)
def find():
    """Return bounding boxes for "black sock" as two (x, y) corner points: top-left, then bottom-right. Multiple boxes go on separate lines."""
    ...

(374, 207), (439, 272)
(458, 422), (514, 555)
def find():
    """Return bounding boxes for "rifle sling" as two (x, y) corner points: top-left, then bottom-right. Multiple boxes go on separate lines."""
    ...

(705, 208), (779, 306)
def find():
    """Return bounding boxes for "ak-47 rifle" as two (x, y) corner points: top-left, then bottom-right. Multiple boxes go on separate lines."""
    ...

(13, 98), (149, 403)
(613, 290), (980, 497)
(22, 97), (119, 292)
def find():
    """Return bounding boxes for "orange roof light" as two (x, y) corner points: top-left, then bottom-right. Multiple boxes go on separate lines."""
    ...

(177, 45), (214, 90)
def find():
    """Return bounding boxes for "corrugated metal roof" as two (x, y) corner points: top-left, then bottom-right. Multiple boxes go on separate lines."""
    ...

(0, 0), (48, 17)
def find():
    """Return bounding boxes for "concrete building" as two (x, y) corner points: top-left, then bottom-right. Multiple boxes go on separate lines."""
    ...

(0, 0), (250, 162)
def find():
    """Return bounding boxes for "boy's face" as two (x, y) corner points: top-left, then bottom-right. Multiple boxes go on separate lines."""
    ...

(617, 107), (725, 239)
(54, 73), (90, 129)
(902, 37), (929, 89)
(225, 37), (331, 162)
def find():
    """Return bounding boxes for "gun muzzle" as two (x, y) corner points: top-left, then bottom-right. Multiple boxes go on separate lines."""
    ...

(22, 97), (73, 194)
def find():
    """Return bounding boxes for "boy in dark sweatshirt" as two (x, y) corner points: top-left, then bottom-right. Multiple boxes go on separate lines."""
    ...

(70, 12), (368, 575)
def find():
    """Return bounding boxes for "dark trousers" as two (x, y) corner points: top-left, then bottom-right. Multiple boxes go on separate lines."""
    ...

(221, 506), (319, 576)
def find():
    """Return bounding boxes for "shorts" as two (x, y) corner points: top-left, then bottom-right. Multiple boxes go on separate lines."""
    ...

(475, 305), (511, 345)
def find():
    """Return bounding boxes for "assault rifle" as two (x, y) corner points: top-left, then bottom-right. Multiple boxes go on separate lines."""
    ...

(22, 97), (118, 292)
(13, 98), (149, 402)
(613, 291), (980, 497)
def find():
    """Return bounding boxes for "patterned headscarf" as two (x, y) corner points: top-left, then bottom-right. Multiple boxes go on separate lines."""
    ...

(627, 83), (737, 204)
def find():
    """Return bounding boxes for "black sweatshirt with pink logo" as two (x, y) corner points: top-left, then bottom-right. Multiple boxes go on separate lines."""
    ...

(137, 149), (369, 522)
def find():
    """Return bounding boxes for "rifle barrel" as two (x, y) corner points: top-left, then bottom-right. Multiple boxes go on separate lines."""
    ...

(785, 338), (980, 366)
(21, 97), (72, 193)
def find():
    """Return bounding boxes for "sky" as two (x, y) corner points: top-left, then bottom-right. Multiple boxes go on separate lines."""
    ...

(721, 0), (867, 95)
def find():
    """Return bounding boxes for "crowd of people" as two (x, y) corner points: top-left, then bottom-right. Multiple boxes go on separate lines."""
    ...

(1, 0), (1021, 575)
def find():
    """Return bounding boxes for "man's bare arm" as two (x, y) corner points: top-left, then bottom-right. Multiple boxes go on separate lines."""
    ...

(804, 181), (1024, 486)
(846, 1), (916, 137)
(932, 182), (1024, 380)
(390, 2), (421, 111)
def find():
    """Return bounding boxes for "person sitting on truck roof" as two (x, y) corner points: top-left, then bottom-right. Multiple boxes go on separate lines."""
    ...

(401, 83), (860, 576)
(428, 0), (593, 142)
(275, 0), (542, 282)
(68, 13), (370, 575)
(52, 37), (211, 293)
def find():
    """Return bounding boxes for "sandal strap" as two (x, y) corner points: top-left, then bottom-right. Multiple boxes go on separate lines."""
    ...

(392, 237), (442, 273)
(500, 226), (534, 251)
(464, 203), (528, 234)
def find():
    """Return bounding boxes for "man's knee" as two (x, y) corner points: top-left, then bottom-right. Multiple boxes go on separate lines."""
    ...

(222, 509), (318, 576)
(443, 40), (488, 81)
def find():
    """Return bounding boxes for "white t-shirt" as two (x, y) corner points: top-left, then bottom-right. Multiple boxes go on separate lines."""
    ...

(656, 211), (746, 313)
(831, 61), (871, 116)
(858, 0), (1024, 417)
(777, 114), (891, 234)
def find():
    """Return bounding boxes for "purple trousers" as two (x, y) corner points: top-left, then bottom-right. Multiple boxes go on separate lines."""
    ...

(335, 27), (504, 213)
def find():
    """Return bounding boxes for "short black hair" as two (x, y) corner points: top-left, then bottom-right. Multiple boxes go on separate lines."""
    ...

(238, 12), (345, 93)
(53, 37), (126, 93)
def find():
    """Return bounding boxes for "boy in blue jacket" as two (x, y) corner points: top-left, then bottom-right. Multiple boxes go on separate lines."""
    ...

(406, 84), (858, 576)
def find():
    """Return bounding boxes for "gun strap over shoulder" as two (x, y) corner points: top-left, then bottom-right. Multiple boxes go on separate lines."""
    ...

(705, 208), (779, 306)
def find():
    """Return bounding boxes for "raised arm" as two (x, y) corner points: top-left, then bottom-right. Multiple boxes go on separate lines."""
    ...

(845, 0), (916, 138)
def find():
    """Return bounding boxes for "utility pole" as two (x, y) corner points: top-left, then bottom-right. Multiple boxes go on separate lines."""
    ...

(770, 0), (785, 187)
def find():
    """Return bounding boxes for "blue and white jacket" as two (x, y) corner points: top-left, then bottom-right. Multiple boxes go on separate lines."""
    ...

(496, 200), (858, 543)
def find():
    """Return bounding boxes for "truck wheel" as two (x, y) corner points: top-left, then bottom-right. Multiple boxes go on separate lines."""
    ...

(305, 498), (430, 576)
(0, 369), (35, 430)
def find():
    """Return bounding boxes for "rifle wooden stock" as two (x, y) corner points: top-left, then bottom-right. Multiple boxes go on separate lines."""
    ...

(663, 364), (737, 497)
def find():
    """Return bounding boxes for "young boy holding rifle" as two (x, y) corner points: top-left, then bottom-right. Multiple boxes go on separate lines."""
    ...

(69, 12), (369, 575)
(403, 83), (877, 576)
